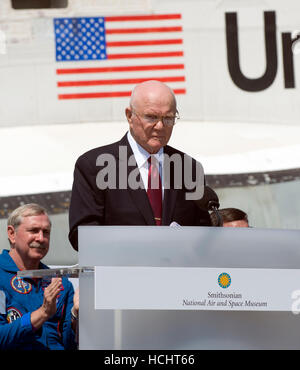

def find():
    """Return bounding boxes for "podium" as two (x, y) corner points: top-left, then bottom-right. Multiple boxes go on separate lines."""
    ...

(78, 226), (300, 350)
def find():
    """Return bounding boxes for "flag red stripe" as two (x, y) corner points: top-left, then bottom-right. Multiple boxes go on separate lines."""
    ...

(106, 26), (182, 34)
(106, 39), (183, 47)
(173, 88), (186, 94)
(107, 51), (183, 59)
(105, 14), (181, 22)
(59, 91), (131, 99)
(58, 88), (186, 100)
(58, 76), (185, 87)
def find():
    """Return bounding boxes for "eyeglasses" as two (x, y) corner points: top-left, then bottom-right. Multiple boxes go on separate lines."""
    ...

(132, 109), (180, 127)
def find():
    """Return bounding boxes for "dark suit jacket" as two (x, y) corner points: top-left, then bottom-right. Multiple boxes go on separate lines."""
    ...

(68, 133), (211, 250)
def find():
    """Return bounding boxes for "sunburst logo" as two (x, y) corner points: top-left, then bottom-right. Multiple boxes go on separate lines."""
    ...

(218, 272), (231, 289)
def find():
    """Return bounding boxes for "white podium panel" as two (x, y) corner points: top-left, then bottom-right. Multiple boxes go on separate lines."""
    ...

(78, 226), (300, 350)
(94, 266), (300, 311)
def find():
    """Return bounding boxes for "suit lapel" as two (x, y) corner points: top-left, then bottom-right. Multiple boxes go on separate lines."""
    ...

(128, 187), (156, 225)
(162, 146), (178, 225)
(162, 189), (177, 226)
(117, 134), (155, 225)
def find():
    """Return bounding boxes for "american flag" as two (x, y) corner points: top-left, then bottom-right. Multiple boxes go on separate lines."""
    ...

(54, 14), (186, 100)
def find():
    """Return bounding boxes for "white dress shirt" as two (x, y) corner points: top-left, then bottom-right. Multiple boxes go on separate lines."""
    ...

(127, 130), (164, 196)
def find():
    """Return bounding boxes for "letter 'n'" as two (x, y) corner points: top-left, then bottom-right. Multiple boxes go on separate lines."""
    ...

(225, 11), (277, 91)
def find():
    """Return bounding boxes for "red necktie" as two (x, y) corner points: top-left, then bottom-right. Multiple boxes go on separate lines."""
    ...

(147, 156), (162, 225)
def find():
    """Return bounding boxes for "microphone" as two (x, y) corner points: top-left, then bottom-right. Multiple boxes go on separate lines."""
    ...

(194, 186), (222, 226)
(194, 185), (219, 211)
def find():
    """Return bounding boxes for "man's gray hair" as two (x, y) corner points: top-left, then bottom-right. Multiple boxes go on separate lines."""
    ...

(7, 203), (51, 230)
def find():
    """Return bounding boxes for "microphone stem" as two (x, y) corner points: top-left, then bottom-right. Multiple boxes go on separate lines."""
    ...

(211, 207), (223, 227)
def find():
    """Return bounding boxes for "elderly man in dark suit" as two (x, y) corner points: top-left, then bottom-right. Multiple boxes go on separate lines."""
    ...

(68, 80), (211, 250)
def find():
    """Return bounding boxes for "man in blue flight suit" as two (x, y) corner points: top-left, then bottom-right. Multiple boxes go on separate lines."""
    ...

(0, 203), (79, 350)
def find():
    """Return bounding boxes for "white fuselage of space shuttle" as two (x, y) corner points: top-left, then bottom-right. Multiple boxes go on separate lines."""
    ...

(0, 0), (300, 234)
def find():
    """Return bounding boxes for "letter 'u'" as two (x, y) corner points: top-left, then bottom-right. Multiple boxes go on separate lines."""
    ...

(225, 11), (277, 92)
